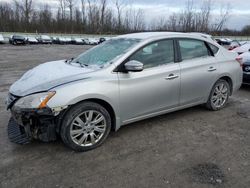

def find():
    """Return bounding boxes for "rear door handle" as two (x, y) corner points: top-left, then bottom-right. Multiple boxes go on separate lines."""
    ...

(208, 67), (217, 72)
(165, 74), (179, 80)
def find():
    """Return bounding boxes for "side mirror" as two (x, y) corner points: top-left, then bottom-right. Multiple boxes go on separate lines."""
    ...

(248, 48), (250, 52)
(124, 60), (144, 72)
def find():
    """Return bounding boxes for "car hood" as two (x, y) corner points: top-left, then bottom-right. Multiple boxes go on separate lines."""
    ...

(10, 60), (98, 96)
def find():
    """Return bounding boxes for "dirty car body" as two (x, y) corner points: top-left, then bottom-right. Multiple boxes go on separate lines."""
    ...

(6, 32), (242, 151)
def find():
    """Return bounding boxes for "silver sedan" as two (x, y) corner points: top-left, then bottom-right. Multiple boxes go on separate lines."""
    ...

(7, 32), (242, 151)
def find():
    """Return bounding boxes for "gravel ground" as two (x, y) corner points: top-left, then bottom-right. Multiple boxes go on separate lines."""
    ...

(0, 44), (250, 188)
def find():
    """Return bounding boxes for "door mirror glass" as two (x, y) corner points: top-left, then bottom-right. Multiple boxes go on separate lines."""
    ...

(124, 60), (144, 72)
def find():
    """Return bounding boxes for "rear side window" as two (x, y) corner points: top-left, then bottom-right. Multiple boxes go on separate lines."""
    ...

(179, 39), (210, 61)
(208, 43), (219, 55)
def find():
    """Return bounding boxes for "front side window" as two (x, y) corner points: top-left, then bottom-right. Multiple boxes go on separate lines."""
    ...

(179, 39), (210, 61)
(129, 40), (174, 69)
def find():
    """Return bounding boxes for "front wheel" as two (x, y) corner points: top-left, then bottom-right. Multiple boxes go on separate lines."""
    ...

(206, 79), (230, 111)
(60, 102), (111, 152)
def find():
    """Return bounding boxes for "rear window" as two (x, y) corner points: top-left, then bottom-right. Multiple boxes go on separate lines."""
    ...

(208, 43), (219, 55)
(13, 35), (25, 40)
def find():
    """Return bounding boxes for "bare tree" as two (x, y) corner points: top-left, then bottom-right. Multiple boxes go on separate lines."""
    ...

(14, 0), (33, 31)
(13, 1), (21, 25)
(100, 0), (107, 33)
(87, 0), (101, 33)
(114, 0), (124, 32)
(199, 0), (212, 32)
(58, 0), (66, 20)
(65, 0), (75, 22)
(131, 8), (145, 31)
(183, 0), (195, 32)
(213, 3), (231, 33)
(38, 4), (53, 33)
(0, 0), (238, 35)
(80, 0), (86, 25)
(168, 14), (178, 31)
(123, 7), (145, 32)
(65, 0), (76, 33)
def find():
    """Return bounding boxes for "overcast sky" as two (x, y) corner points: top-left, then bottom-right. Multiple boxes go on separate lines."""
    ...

(0, 0), (249, 30)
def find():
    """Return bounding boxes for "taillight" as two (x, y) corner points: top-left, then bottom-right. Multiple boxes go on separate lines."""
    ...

(236, 57), (243, 67)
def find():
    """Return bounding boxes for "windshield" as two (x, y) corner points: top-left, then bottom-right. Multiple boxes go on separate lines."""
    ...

(71, 38), (141, 67)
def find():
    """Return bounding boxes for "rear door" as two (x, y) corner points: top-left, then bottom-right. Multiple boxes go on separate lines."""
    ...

(178, 39), (219, 105)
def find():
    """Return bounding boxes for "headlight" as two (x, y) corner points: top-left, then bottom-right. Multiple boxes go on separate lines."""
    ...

(14, 91), (56, 109)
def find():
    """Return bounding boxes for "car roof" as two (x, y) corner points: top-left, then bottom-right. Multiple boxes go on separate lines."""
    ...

(115, 32), (213, 41)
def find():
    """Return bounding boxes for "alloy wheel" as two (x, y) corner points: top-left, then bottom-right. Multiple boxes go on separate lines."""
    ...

(211, 82), (229, 108)
(70, 110), (107, 147)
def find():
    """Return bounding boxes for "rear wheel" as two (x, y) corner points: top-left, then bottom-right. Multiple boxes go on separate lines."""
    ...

(206, 79), (230, 111)
(60, 102), (111, 152)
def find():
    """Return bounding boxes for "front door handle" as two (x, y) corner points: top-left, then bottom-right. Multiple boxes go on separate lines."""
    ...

(165, 74), (179, 80)
(208, 67), (217, 72)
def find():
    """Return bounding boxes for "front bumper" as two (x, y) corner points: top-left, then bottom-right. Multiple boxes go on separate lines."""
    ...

(8, 106), (59, 143)
(8, 117), (31, 144)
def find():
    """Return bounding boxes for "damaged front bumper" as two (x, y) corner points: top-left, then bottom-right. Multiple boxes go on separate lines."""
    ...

(8, 104), (67, 144)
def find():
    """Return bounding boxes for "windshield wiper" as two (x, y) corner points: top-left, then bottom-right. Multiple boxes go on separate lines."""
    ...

(74, 61), (89, 68)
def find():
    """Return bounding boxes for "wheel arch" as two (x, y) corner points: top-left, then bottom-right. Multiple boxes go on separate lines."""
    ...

(83, 98), (117, 131)
(218, 75), (233, 95)
(205, 75), (234, 102)
(57, 98), (118, 132)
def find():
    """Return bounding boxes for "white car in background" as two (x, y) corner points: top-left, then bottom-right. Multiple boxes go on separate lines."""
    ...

(233, 43), (250, 54)
(37, 35), (52, 44)
(239, 41), (250, 46)
(72, 37), (85, 45)
(88, 38), (99, 45)
(0, 34), (5, 44)
(58, 37), (67, 44)
(239, 51), (250, 62)
(26, 36), (39, 44)
(82, 38), (90, 44)
(65, 37), (72, 44)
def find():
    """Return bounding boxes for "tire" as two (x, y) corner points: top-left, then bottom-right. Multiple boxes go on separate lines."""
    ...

(206, 79), (230, 111)
(60, 101), (111, 152)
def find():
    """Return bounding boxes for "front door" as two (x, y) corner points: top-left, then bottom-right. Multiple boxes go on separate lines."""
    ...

(118, 39), (181, 123)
